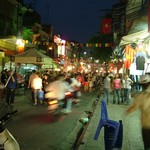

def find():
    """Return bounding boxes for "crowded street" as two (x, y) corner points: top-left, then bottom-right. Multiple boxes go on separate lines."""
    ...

(0, 87), (100, 150)
(0, 0), (150, 150)
(0, 86), (144, 150)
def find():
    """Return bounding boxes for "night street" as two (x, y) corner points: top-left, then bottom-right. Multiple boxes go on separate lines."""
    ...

(0, 89), (99, 150)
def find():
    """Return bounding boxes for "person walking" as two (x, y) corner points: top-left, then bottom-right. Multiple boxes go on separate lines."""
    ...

(28, 70), (36, 101)
(103, 72), (111, 104)
(83, 74), (89, 92)
(112, 73), (121, 104)
(123, 74), (133, 104)
(125, 73), (150, 150)
(5, 70), (17, 105)
(32, 72), (43, 105)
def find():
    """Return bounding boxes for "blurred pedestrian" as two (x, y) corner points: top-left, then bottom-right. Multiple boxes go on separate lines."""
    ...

(42, 70), (51, 89)
(1, 70), (7, 85)
(24, 72), (30, 88)
(45, 74), (74, 114)
(112, 73), (121, 104)
(5, 70), (17, 105)
(103, 72), (111, 104)
(125, 73), (150, 150)
(83, 74), (89, 92)
(123, 74), (133, 104)
(28, 69), (36, 100)
(32, 72), (43, 105)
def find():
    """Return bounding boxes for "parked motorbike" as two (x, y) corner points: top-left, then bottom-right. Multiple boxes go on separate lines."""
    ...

(0, 110), (20, 150)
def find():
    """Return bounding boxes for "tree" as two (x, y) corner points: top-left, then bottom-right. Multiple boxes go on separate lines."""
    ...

(23, 27), (33, 42)
(88, 32), (113, 63)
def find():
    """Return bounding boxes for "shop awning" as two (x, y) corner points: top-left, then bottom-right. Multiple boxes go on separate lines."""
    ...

(11, 48), (53, 65)
(119, 29), (150, 47)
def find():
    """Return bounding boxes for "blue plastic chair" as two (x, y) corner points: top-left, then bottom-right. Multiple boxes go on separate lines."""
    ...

(94, 99), (120, 146)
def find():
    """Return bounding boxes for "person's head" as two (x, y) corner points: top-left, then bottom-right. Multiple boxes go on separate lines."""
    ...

(139, 74), (150, 90)
(35, 72), (40, 78)
(124, 74), (129, 80)
(105, 72), (109, 77)
(8, 70), (13, 76)
(115, 73), (119, 79)
(32, 69), (36, 74)
(57, 74), (65, 81)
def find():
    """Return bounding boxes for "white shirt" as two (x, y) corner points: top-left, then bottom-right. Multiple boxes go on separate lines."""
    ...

(70, 78), (81, 88)
(124, 78), (133, 89)
(45, 80), (73, 100)
(28, 73), (36, 88)
(103, 77), (111, 89)
(32, 77), (42, 89)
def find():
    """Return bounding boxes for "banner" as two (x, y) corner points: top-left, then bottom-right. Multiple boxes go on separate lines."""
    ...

(101, 18), (112, 34)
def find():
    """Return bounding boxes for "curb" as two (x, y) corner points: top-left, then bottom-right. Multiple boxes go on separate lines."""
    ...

(59, 93), (100, 150)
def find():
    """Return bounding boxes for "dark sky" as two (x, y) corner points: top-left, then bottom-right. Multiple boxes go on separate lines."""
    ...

(24, 0), (119, 43)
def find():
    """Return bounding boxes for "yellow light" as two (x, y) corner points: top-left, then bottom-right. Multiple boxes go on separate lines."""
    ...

(65, 92), (71, 95)
(48, 100), (58, 105)
(49, 46), (52, 50)
(16, 39), (25, 47)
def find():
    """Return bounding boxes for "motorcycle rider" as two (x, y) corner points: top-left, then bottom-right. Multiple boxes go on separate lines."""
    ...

(45, 74), (74, 114)
(65, 73), (81, 103)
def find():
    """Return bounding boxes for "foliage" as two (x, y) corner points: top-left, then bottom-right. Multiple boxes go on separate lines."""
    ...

(87, 33), (113, 63)
(23, 27), (33, 42)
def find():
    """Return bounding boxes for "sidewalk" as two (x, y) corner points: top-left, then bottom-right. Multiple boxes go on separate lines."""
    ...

(78, 96), (144, 150)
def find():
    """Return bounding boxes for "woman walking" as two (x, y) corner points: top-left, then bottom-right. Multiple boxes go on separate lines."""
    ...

(112, 73), (121, 104)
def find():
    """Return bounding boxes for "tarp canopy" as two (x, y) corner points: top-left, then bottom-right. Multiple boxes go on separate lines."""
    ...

(11, 48), (53, 65)
(119, 29), (150, 47)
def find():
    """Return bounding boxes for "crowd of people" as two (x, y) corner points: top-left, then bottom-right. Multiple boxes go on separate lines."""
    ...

(0, 68), (142, 107)
(1, 68), (150, 149)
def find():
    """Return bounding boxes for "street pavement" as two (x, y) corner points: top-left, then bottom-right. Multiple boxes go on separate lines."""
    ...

(77, 94), (144, 150)
(0, 88), (144, 150)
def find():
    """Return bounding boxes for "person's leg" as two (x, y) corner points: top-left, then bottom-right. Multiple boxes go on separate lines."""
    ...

(62, 98), (72, 114)
(33, 89), (38, 105)
(10, 89), (15, 105)
(5, 88), (10, 105)
(113, 89), (117, 104)
(117, 89), (121, 104)
(124, 89), (127, 103)
(103, 88), (107, 103)
(31, 88), (34, 100)
(106, 88), (110, 104)
(121, 88), (124, 103)
(66, 98), (72, 110)
(126, 89), (130, 104)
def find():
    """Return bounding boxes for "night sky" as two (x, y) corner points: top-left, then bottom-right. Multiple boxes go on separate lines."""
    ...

(24, 0), (119, 43)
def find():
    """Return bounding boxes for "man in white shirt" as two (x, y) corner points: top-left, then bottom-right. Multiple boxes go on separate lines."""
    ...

(45, 74), (73, 113)
(32, 72), (43, 105)
(28, 70), (36, 100)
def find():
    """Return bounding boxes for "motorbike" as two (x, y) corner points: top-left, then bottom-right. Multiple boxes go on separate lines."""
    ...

(0, 110), (20, 150)
(45, 89), (82, 113)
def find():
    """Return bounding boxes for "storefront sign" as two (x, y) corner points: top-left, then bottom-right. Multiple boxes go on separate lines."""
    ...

(36, 57), (43, 62)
